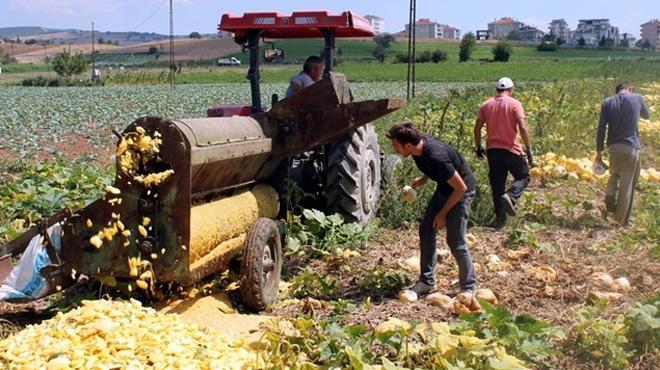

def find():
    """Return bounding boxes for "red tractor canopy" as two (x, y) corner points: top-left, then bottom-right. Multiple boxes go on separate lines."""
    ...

(214, 10), (374, 114)
(219, 11), (374, 39)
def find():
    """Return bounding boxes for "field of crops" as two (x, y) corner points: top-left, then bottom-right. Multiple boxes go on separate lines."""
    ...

(0, 81), (495, 160)
(0, 71), (659, 369)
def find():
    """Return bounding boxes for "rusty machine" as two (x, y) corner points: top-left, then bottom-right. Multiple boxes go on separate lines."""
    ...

(0, 11), (403, 312)
(1, 73), (402, 312)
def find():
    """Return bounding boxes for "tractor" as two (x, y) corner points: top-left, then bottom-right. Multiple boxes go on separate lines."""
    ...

(211, 11), (394, 225)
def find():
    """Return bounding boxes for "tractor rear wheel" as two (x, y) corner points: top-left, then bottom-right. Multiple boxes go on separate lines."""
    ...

(325, 124), (381, 225)
(240, 218), (282, 311)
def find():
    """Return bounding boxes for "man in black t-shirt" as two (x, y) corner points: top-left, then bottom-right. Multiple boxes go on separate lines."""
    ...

(386, 122), (477, 296)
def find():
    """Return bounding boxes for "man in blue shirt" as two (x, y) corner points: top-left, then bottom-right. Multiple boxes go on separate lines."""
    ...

(387, 122), (477, 296)
(595, 82), (650, 226)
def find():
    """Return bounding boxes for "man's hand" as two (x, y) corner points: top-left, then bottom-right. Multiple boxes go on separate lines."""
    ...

(411, 176), (428, 189)
(525, 147), (536, 168)
(433, 212), (447, 230)
(475, 146), (486, 159)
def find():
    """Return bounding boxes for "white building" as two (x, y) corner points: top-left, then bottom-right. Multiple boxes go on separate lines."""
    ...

(518, 26), (545, 43)
(439, 24), (461, 40)
(640, 19), (660, 49)
(549, 19), (571, 42)
(403, 19), (460, 40)
(365, 15), (385, 35)
(571, 19), (619, 46)
(488, 17), (524, 39)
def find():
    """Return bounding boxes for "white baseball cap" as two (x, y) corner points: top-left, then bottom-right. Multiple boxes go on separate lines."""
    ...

(496, 77), (514, 90)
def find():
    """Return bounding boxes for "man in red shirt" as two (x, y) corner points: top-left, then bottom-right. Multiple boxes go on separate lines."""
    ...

(474, 77), (535, 228)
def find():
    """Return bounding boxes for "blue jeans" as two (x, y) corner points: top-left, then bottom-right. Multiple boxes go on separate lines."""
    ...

(419, 189), (477, 291)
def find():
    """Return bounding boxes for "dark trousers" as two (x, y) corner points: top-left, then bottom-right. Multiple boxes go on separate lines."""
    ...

(487, 148), (530, 220)
(419, 189), (477, 291)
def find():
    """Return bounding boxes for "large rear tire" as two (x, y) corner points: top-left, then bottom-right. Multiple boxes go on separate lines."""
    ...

(325, 124), (381, 225)
(240, 218), (282, 311)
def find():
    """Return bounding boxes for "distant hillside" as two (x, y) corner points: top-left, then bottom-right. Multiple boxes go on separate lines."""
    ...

(0, 26), (183, 46)
(0, 26), (66, 38)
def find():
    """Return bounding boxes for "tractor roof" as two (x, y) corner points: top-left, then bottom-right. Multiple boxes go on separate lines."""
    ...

(219, 11), (374, 39)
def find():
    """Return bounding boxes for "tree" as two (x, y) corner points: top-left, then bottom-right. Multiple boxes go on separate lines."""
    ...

(189, 32), (202, 39)
(458, 32), (476, 62)
(543, 33), (556, 42)
(556, 37), (566, 46)
(537, 42), (558, 52)
(372, 33), (395, 62)
(492, 41), (513, 62)
(506, 30), (519, 41)
(431, 50), (448, 63)
(416, 50), (433, 63)
(395, 53), (411, 63)
(148, 46), (158, 54)
(598, 36), (614, 49)
(373, 33), (395, 49)
(641, 39), (651, 50)
(372, 45), (386, 63)
(619, 38), (629, 48)
(578, 37), (586, 47)
(98, 37), (105, 45)
(52, 50), (90, 78)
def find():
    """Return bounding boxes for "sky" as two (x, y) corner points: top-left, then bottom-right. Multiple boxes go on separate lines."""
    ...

(0, 0), (657, 37)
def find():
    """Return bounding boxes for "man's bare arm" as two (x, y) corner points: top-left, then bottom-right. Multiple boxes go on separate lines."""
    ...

(473, 117), (485, 148)
(516, 115), (532, 149)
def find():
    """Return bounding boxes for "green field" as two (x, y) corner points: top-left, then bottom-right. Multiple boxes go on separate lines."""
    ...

(226, 38), (660, 64)
(171, 58), (660, 84)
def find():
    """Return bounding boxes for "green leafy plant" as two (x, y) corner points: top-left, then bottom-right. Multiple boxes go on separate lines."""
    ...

(357, 267), (411, 298)
(0, 159), (111, 243)
(454, 302), (564, 368)
(504, 223), (543, 249)
(286, 209), (373, 258)
(624, 295), (660, 354)
(256, 316), (535, 369)
(288, 269), (340, 300)
(492, 41), (513, 62)
(568, 304), (630, 369)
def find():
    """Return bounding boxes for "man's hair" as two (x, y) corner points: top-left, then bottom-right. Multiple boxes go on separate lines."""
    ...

(496, 87), (512, 93)
(303, 56), (324, 73)
(386, 122), (422, 145)
(615, 82), (631, 93)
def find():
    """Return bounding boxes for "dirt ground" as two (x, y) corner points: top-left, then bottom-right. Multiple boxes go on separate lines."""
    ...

(263, 181), (659, 369)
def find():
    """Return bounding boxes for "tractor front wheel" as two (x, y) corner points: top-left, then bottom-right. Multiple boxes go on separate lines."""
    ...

(240, 218), (282, 311)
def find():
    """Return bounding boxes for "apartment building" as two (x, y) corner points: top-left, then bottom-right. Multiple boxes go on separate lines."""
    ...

(403, 19), (461, 40)
(640, 19), (660, 49)
(439, 24), (461, 40)
(365, 15), (386, 35)
(549, 19), (571, 41)
(518, 26), (545, 43)
(571, 19), (619, 46)
(488, 17), (524, 39)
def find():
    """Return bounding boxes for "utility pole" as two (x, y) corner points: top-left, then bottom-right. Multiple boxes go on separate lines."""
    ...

(406, 0), (417, 100)
(91, 21), (96, 80)
(411, 0), (416, 98)
(169, 0), (175, 88)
